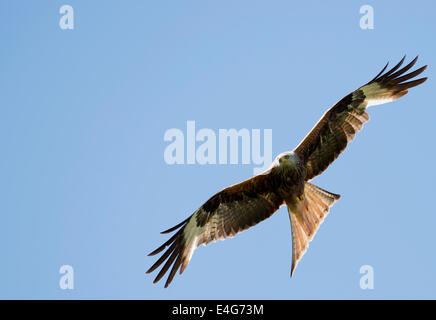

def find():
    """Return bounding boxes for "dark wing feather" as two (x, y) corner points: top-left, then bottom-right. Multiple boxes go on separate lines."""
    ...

(294, 56), (427, 180)
(147, 172), (284, 287)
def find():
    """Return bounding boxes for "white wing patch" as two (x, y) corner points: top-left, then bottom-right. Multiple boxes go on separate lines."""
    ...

(183, 210), (203, 247)
(366, 96), (395, 107)
(361, 82), (399, 107)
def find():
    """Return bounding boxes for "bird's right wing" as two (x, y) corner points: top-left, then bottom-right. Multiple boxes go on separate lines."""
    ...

(147, 172), (284, 287)
(293, 56), (427, 181)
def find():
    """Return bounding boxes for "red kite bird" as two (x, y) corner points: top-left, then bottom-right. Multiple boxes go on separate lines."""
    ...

(147, 56), (427, 287)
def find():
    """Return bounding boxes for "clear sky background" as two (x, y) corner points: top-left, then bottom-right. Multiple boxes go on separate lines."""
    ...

(1, 1), (435, 299)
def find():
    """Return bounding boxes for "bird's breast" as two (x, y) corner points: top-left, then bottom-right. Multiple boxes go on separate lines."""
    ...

(277, 165), (305, 200)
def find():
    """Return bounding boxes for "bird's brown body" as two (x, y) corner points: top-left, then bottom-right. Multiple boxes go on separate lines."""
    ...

(273, 152), (306, 202)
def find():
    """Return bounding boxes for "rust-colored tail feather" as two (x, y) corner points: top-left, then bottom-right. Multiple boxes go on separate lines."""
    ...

(287, 182), (340, 276)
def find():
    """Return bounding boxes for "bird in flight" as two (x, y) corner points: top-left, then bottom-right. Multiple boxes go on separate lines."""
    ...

(147, 56), (427, 288)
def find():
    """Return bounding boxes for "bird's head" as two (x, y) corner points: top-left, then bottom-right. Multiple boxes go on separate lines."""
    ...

(275, 151), (298, 168)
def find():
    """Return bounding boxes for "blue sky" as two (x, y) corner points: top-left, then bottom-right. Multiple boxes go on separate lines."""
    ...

(1, 1), (435, 299)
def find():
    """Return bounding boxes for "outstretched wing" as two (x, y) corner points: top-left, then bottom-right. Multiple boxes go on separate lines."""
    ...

(294, 56), (427, 180)
(146, 172), (284, 287)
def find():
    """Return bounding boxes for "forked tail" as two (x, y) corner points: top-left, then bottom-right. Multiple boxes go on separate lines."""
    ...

(286, 182), (340, 276)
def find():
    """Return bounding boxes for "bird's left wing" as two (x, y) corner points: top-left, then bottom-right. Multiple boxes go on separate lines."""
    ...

(294, 56), (427, 181)
(147, 172), (284, 287)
